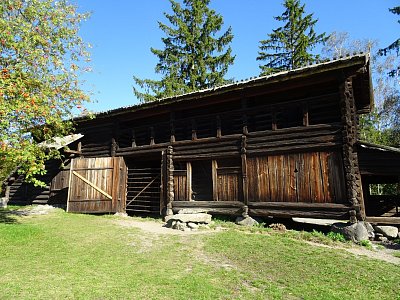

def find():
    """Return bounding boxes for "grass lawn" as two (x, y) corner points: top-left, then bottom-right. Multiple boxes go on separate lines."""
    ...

(0, 206), (399, 299)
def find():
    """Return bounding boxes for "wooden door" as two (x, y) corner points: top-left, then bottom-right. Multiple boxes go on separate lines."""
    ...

(67, 157), (127, 213)
(247, 151), (346, 203)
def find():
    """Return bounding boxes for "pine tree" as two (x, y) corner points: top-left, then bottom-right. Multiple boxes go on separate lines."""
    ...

(257, 0), (327, 76)
(379, 6), (400, 77)
(133, 0), (234, 102)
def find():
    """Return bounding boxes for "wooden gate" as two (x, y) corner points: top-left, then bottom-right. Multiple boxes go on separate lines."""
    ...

(125, 159), (161, 214)
(67, 157), (127, 213)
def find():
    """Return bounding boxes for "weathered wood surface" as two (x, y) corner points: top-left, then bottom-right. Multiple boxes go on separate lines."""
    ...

(340, 76), (365, 218)
(365, 216), (400, 225)
(125, 159), (161, 214)
(248, 201), (355, 219)
(172, 200), (244, 215)
(358, 147), (400, 176)
(67, 157), (126, 213)
(247, 151), (346, 204)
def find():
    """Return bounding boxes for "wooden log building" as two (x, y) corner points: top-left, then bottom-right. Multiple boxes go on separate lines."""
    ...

(3, 54), (400, 224)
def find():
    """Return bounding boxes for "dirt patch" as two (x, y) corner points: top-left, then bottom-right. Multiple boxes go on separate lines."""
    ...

(114, 218), (214, 235)
(305, 241), (400, 265)
(11, 205), (59, 216)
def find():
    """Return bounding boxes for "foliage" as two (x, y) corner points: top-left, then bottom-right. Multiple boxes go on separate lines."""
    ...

(378, 6), (400, 77)
(133, 0), (234, 102)
(0, 0), (90, 185)
(0, 157), (16, 191)
(359, 239), (372, 249)
(322, 32), (400, 148)
(256, 0), (327, 76)
(326, 231), (346, 243)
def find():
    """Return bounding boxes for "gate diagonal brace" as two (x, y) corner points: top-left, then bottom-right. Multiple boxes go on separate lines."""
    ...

(72, 171), (113, 200)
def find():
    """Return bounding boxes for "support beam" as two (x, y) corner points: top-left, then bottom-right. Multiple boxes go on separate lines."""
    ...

(150, 126), (155, 146)
(131, 129), (136, 148)
(216, 115), (222, 138)
(191, 119), (197, 140)
(339, 76), (365, 220)
(165, 146), (174, 215)
(241, 135), (248, 205)
(111, 138), (117, 157)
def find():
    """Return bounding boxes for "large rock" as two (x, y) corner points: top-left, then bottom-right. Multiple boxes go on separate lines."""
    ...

(0, 197), (8, 208)
(177, 208), (209, 214)
(235, 216), (258, 227)
(331, 222), (370, 243)
(374, 226), (399, 239)
(363, 222), (375, 240)
(165, 213), (212, 224)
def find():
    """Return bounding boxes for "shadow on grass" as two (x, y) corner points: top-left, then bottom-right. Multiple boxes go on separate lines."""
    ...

(0, 209), (20, 224)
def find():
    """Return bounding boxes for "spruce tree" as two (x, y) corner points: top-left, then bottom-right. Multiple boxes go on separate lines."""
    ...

(379, 6), (400, 77)
(133, 0), (234, 102)
(257, 0), (327, 76)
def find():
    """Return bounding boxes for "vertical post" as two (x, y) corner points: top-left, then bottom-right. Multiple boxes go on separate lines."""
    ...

(111, 121), (119, 156)
(241, 98), (248, 134)
(170, 112), (176, 143)
(66, 159), (74, 212)
(272, 109), (277, 130)
(165, 146), (174, 215)
(160, 150), (166, 215)
(339, 76), (364, 220)
(241, 135), (248, 205)
(77, 141), (82, 153)
(111, 138), (117, 157)
(212, 160), (218, 201)
(303, 103), (309, 126)
(216, 115), (222, 138)
(131, 129), (136, 147)
(186, 162), (192, 201)
(150, 126), (155, 146)
(191, 119), (197, 140)
(111, 157), (119, 212)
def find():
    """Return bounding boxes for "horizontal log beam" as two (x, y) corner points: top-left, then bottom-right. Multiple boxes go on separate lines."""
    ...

(246, 123), (342, 138)
(246, 135), (341, 150)
(246, 143), (341, 156)
(249, 208), (349, 219)
(174, 151), (239, 160)
(172, 200), (244, 208)
(248, 201), (356, 210)
(365, 216), (400, 225)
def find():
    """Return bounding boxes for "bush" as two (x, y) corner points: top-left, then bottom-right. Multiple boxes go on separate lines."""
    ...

(326, 231), (346, 242)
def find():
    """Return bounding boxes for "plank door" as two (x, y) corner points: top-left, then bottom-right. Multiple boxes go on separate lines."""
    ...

(214, 159), (242, 202)
(67, 157), (127, 213)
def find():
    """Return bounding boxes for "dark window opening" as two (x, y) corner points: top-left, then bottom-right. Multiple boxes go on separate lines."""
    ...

(276, 105), (303, 129)
(308, 97), (341, 125)
(191, 160), (213, 201)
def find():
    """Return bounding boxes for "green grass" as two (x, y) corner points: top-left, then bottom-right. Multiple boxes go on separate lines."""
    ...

(0, 207), (399, 299)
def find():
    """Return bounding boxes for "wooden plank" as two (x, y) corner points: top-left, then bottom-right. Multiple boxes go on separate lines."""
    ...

(248, 201), (355, 211)
(186, 162), (192, 201)
(365, 217), (400, 225)
(287, 154), (297, 202)
(212, 160), (218, 201)
(66, 159), (74, 212)
(268, 156), (278, 202)
(72, 171), (113, 200)
(111, 157), (119, 211)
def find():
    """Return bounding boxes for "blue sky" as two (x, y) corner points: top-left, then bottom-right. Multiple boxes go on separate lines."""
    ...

(75, 0), (399, 113)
